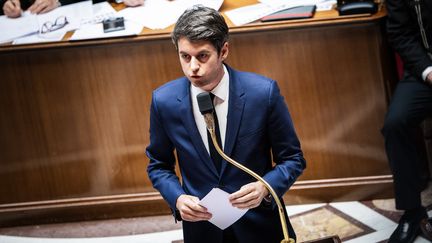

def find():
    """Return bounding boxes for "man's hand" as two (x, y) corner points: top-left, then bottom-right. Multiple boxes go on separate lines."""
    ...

(426, 72), (432, 86)
(229, 181), (269, 209)
(123, 0), (144, 7)
(3, 0), (21, 18)
(28, 0), (59, 14)
(176, 194), (212, 222)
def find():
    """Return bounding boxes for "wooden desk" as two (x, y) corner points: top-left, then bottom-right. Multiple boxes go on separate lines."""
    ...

(0, 2), (398, 226)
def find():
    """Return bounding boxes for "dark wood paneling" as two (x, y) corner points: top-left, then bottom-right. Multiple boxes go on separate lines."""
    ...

(0, 41), (181, 203)
(228, 22), (391, 180)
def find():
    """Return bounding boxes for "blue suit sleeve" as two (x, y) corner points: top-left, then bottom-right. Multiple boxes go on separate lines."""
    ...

(262, 80), (306, 198)
(146, 92), (185, 212)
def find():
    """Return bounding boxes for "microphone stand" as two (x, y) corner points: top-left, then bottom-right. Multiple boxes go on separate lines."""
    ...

(203, 113), (295, 243)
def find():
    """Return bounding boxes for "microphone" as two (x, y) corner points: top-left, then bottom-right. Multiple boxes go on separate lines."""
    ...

(196, 92), (294, 243)
(196, 92), (216, 134)
(196, 92), (214, 114)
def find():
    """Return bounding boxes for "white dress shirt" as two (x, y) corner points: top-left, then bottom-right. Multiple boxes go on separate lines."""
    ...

(191, 65), (229, 154)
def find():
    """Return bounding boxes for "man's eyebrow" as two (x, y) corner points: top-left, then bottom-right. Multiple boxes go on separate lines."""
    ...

(178, 50), (210, 56)
(198, 50), (211, 54)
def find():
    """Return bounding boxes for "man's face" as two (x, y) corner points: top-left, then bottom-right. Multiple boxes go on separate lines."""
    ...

(177, 37), (228, 91)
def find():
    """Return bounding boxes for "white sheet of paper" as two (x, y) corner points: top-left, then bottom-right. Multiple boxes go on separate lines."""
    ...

(36, 0), (92, 34)
(118, 0), (182, 30)
(70, 1), (138, 41)
(199, 188), (248, 230)
(118, 0), (224, 30)
(224, 3), (287, 26)
(9, 1), (92, 45)
(226, 0), (326, 26)
(80, 1), (117, 26)
(0, 12), (38, 44)
(70, 19), (143, 41)
(12, 32), (64, 45)
(316, 0), (336, 11)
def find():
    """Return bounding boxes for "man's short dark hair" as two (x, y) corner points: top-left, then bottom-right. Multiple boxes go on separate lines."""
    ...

(172, 5), (229, 54)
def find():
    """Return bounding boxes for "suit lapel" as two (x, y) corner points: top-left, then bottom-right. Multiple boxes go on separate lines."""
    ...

(177, 79), (220, 177)
(221, 66), (245, 175)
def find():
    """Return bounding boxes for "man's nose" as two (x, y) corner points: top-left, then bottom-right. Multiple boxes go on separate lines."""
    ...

(190, 57), (200, 72)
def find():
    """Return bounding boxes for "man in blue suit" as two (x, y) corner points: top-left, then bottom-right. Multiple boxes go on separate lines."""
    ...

(146, 5), (306, 243)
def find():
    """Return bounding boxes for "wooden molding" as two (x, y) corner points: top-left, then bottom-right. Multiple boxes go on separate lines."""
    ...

(291, 175), (393, 189)
(0, 176), (394, 227)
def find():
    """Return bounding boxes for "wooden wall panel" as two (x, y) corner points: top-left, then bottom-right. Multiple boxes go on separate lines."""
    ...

(228, 23), (391, 180)
(0, 41), (181, 204)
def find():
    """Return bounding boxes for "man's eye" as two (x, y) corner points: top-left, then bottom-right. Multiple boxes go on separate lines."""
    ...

(198, 53), (209, 61)
(181, 54), (191, 61)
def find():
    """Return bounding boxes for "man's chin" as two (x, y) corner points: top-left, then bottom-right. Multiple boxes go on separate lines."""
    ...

(190, 80), (206, 88)
(189, 78), (217, 91)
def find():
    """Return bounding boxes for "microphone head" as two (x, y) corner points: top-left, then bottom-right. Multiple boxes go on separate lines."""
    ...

(196, 92), (214, 114)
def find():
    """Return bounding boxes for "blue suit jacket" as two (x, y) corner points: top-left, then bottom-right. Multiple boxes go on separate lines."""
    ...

(146, 65), (306, 243)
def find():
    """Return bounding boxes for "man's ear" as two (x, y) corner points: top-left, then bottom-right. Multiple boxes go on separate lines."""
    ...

(220, 42), (229, 60)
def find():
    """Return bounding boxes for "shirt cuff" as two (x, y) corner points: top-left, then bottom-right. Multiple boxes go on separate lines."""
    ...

(422, 66), (432, 81)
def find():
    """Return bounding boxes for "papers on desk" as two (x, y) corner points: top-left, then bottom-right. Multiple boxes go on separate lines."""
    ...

(118, 0), (224, 30)
(316, 0), (337, 11)
(118, 0), (181, 30)
(37, 0), (92, 35)
(225, 0), (333, 26)
(0, 0), (338, 44)
(70, 2), (143, 40)
(225, 3), (287, 26)
(0, 12), (38, 44)
(199, 188), (248, 230)
(1, 1), (143, 44)
(0, 1), (92, 44)
(12, 32), (64, 45)
(70, 19), (143, 40)
(264, 0), (336, 11)
(80, 1), (116, 25)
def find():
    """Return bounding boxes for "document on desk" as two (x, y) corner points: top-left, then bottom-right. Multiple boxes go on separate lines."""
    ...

(260, 0), (334, 12)
(70, 20), (143, 40)
(0, 12), (38, 44)
(316, 0), (337, 11)
(70, 2), (143, 40)
(80, 1), (117, 25)
(12, 32), (64, 45)
(199, 188), (248, 230)
(225, 3), (287, 26)
(118, 0), (223, 30)
(10, 1), (92, 45)
(225, 0), (326, 26)
(36, 0), (92, 37)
